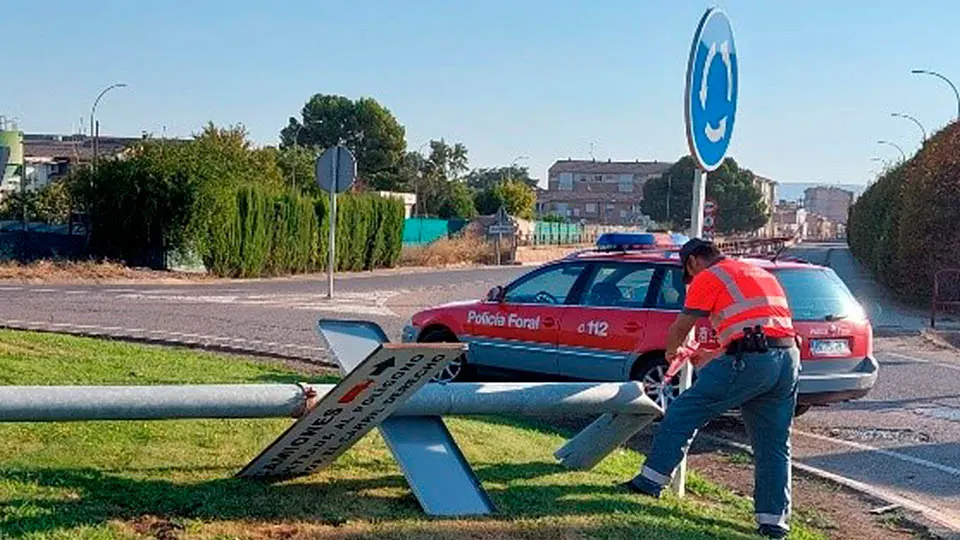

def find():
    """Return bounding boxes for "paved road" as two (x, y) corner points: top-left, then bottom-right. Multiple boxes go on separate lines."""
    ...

(0, 266), (527, 364)
(770, 243), (960, 528)
(1, 247), (958, 528)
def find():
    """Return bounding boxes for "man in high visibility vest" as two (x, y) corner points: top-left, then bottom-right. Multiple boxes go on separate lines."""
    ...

(623, 238), (800, 540)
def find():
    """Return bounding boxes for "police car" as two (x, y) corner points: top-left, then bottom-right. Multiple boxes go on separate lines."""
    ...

(402, 233), (878, 415)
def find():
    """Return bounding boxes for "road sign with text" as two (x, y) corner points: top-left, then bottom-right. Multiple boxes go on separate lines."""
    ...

(239, 343), (461, 479)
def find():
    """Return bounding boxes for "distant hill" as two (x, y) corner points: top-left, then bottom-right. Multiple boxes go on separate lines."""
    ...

(775, 182), (866, 203)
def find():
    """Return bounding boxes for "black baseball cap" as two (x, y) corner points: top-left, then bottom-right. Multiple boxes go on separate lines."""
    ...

(679, 238), (716, 284)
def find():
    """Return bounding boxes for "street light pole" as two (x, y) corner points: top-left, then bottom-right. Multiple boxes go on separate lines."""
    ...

(414, 142), (430, 217)
(877, 140), (907, 162)
(911, 69), (960, 120)
(890, 112), (927, 142)
(89, 83), (127, 171)
(505, 155), (529, 182)
(290, 123), (304, 188)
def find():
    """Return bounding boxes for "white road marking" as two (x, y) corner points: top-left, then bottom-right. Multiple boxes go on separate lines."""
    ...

(0, 287), (22, 291)
(28, 289), (58, 293)
(794, 429), (960, 478)
(65, 290), (88, 295)
(112, 290), (404, 317)
(884, 351), (960, 372)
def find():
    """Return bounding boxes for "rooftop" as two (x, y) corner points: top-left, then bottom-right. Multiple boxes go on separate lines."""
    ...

(548, 160), (673, 177)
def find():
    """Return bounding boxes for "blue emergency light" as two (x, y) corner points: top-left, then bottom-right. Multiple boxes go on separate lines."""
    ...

(595, 232), (675, 251)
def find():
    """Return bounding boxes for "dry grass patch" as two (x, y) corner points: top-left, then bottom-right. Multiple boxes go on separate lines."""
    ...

(0, 259), (208, 283)
(399, 236), (499, 267)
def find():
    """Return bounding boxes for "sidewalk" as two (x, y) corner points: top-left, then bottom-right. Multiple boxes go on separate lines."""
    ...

(823, 246), (930, 332)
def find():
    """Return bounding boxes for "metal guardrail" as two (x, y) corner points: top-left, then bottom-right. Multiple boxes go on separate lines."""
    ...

(716, 235), (798, 257)
(932, 268), (960, 329)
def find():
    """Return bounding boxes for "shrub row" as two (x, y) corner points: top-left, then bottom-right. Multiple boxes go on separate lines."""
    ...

(848, 121), (960, 302)
(205, 188), (404, 278)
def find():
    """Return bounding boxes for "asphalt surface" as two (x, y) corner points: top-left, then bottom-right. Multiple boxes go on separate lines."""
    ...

(0, 266), (527, 363)
(774, 243), (960, 529)
(1, 245), (958, 529)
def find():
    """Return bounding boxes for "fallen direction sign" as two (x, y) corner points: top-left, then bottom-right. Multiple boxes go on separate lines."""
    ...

(239, 343), (461, 479)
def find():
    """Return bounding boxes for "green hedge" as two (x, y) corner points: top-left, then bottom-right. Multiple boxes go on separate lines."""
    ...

(202, 189), (402, 278)
(848, 121), (960, 302)
(203, 186), (318, 278)
(315, 193), (405, 272)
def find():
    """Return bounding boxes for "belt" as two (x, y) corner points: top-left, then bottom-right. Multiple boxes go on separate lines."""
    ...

(726, 336), (796, 354)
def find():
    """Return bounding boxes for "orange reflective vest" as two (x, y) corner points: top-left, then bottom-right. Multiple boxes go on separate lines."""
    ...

(683, 258), (794, 347)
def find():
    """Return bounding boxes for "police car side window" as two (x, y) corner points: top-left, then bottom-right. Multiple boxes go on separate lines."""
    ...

(503, 263), (586, 305)
(655, 267), (687, 310)
(582, 264), (654, 308)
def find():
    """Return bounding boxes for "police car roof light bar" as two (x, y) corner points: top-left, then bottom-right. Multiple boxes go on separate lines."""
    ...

(595, 232), (676, 252)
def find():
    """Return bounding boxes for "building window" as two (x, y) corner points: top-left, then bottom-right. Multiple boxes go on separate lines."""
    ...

(618, 182), (633, 193)
(585, 203), (597, 214)
(580, 176), (588, 182)
(620, 210), (628, 219)
(557, 172), (573, 191)
(573, 208), (581, 217)
(606, 203), (615, 211)
(593, 175), (603, 183)
(555, 203), (569, 216)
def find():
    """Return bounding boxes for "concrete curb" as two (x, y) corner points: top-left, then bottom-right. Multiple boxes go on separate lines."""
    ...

(702, 434), (960, 538)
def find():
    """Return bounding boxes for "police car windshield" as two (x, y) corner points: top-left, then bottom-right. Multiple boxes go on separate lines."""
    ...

(772, 268), (866, 322)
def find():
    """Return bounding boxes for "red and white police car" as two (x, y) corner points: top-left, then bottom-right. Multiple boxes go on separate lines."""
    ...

(402, 233), (878, 415)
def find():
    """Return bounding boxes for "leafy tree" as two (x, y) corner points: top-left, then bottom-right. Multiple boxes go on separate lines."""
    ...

(642, 156), (768, 234)
(539, 213), (567, 223)
(425, 139), (468, 182)
(32, 181), (71, 224)
(417, 139), (473, 217)
(466, 166), (538, 191)
(437, 181), (477, 219)
(280, 95), (406, 188)
(475, 179), (536, 220)
(277, 145), (318, 195)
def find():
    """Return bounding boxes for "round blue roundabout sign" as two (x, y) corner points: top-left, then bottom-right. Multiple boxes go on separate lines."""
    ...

(685, 8), (738, 172)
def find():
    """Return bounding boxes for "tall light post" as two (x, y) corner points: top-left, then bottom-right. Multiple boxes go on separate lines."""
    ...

(890, 112), (927, 143)
(289, 123), (304, 188)
(414, 142), (430, 217)
(911, 69), (960, 120)
(90, 83), (127, 171)
(877, 140), (906, 162)
(504, 155), (529, 182)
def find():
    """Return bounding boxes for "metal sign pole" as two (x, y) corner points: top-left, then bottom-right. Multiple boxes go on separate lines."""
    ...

(671, 167), (707, 497)
(328, 148), (338, 299)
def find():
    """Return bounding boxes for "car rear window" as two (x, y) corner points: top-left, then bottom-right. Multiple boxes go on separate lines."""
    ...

(772, 268), (865, 321)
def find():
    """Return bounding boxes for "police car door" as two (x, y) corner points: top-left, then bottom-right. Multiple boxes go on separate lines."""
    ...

(469, 262), (587, 376)
(558, 262), (655, 380)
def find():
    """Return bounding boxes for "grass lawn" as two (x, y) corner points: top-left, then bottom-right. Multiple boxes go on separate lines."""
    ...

(0, 330), (824, 540)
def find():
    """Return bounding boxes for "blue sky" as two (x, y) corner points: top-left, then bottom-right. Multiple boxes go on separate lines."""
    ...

(3, 1), (958, 187)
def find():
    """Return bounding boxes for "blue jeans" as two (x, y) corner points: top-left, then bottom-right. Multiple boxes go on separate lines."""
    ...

(632, 347), (800, 532)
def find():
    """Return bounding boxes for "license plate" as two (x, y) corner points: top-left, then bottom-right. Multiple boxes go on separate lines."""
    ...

(810, 338), (851, 357)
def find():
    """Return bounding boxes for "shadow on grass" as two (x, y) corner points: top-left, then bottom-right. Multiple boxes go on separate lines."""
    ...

(0, 462), (759, 539)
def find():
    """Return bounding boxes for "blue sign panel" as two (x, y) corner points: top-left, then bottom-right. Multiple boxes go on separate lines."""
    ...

(685, 8), (738, 172)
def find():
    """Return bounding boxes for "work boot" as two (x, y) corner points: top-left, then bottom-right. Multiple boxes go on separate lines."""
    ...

(619, 478), (661, 498)
(757, 524), (787, 539)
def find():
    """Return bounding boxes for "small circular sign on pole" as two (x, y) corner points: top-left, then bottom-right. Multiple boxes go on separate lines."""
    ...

(316, 146), (357, 299)
(685, 8), (739, 173)
(316, 146), (357, 194)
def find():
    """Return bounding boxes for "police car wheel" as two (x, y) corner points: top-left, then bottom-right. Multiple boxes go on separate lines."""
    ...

(631, 356), (685, 410)
(419, 329), (469, 383)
